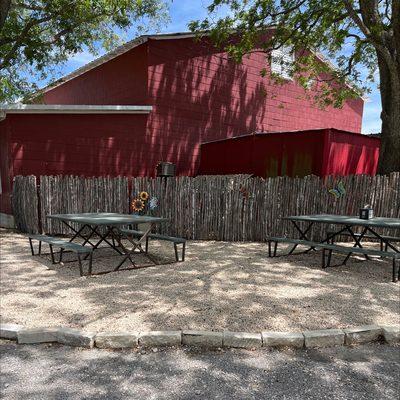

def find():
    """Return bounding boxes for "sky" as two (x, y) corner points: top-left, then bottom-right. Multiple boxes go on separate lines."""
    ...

(54, 0), (382, 134)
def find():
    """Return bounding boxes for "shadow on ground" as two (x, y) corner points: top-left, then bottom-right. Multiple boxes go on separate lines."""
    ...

(1, 341), (399, 400)
(1, 229), (399, 333)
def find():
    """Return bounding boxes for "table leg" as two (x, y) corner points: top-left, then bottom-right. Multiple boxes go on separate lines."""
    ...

(292, 221), (314, 240)
(112, 224), (158, 270)
(320, 225), (351, 244)
(341, 226), (370, 265)
(365, 227), (399, 253)
(82, 226), (123, 256)
(289, 221), (315, 254)
(64, 222), (97, 247)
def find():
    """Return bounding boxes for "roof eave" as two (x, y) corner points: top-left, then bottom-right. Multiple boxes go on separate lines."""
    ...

(0, 104), (153, 116)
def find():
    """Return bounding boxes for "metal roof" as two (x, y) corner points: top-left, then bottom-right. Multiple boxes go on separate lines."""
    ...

(200, 128), (379, 145)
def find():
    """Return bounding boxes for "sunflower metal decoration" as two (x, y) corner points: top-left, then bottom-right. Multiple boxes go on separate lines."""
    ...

(139, 191), (149, 201)
(131, 198), (145, 213)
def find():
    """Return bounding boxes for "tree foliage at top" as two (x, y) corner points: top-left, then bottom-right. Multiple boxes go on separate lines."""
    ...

(0, 0), (169, 102)
(190, 0), (399, 174)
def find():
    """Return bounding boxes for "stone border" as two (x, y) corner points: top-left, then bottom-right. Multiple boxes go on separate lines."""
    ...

(1, 324), (399, 350)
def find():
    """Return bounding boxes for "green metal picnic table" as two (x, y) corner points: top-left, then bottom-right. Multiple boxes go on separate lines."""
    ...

(282, 214), (400, 259)
(47, 213), (168, 271)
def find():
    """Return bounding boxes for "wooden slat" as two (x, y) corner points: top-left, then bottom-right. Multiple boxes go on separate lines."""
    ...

(11, 173), (400, 240)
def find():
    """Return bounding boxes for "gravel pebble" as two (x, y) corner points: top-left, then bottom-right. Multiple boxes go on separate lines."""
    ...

(1, 230), (399, 333)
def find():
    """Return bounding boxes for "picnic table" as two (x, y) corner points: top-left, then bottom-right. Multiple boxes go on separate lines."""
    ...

(283, 214), (400, 254)
(267, 214), (400, 281)
(47, 212), (168, 271)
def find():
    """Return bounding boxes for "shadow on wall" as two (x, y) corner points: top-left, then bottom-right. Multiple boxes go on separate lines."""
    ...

(7, 43), (268, 178)
(144, 38), (269, 175)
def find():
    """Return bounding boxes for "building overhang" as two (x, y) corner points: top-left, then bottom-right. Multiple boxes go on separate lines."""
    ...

(0, 104), (152, 120)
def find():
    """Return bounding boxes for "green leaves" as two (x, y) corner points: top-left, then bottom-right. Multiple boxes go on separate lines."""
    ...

(0, 0), (169, 102)
(190, 0), (385, 109)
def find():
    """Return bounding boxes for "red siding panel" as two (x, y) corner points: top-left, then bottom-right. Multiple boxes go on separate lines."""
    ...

(0, 119), (13, 213)
(199, 129), (379, 178)
(6, 114), (149, 177)
(43, 43), (148, 105)
(146, 38), (363, 175)
(324, 129), (379, 176)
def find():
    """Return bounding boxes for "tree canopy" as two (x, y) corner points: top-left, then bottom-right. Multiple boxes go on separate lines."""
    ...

(0, 0), (169, 102)
(190, 0), (399, 173)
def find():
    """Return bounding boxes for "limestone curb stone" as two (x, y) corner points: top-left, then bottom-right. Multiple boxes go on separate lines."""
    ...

(139, 331), (181, 347)
(344, 325), (382, 345)
(4, 324), (400, 350)
(182, 330), (223, 347)
(382, 326), (400, 344)
(262, 331), (305, 348)
(223, 331), (262, 349)
(95, 332), (139, 349)
(304, 329), (345, 348)
(17, 327), (59, 344)
(57, 328), (95, 348)
(0, 323), (24, 339)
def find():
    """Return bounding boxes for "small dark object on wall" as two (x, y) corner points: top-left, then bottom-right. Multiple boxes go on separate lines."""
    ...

(360, 206), (374, 220)
(156, 162), (176, 177)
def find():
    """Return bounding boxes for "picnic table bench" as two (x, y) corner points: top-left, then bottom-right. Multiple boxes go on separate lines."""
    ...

(268, 214), (400, 282)
(27, 213), (180, 275)
(120, 229), (186, 261)
(29, 234), (93, 276)
(267, 237), (400, 282)
(326, 229), (400, 250)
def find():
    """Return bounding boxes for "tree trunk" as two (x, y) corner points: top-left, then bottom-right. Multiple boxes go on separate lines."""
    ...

(0, 0), (11, 32)
(377, 55), (400, 175)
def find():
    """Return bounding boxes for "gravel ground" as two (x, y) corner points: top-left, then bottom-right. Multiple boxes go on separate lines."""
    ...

(1, 229), (399, 333)
(1, 340), (399, 399)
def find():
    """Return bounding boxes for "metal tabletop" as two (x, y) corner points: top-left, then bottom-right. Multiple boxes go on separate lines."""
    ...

(47, 212), (168, 226)
(283, 214), (400, 229)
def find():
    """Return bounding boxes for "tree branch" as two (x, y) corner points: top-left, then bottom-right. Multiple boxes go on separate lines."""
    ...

(0, 15), (53, 69)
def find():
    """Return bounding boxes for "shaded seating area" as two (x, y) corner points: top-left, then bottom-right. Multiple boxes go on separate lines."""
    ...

(267, 214), (400, 282)
(27, 213), (186, 276)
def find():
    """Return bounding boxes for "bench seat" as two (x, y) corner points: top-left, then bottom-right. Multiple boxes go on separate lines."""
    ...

(266, 237), (400, 282)
(326, 230), (400, 242)
(326, 230), (400, 251)
(120, 229), (186, 261)
(29, 235), (92, 253)
(28, 234), (92, 276)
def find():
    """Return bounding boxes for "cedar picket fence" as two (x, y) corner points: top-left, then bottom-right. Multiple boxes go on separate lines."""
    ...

(11, 173), (400, 241)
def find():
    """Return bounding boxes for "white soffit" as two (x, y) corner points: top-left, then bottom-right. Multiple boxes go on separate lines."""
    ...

(0, 104), (153, 115)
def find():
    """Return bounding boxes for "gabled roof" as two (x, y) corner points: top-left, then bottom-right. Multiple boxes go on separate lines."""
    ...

(40, 30), (364, 100)
(40, 32), (201, 95)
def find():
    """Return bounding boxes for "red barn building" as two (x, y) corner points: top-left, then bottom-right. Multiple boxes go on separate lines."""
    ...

(0, 32), (377, 219)
(199, 128), (380, 178)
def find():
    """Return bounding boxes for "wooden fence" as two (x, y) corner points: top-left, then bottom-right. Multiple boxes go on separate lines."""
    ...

(12, 173), (400, 241)
(12, 175), (39, 234)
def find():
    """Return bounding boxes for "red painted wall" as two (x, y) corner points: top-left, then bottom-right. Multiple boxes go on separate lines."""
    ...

(5, 114), (149, 177)
(198, 129), (379, 178)
(0, 119), (12, 214)
(42, 37), (364, 177)
(323, 130), (380, 176)
(43, 43), (148, 105)
(146, 38), (363, 175)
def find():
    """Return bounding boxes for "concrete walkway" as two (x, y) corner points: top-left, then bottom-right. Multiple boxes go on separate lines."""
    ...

(1, 341), (399, 399)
